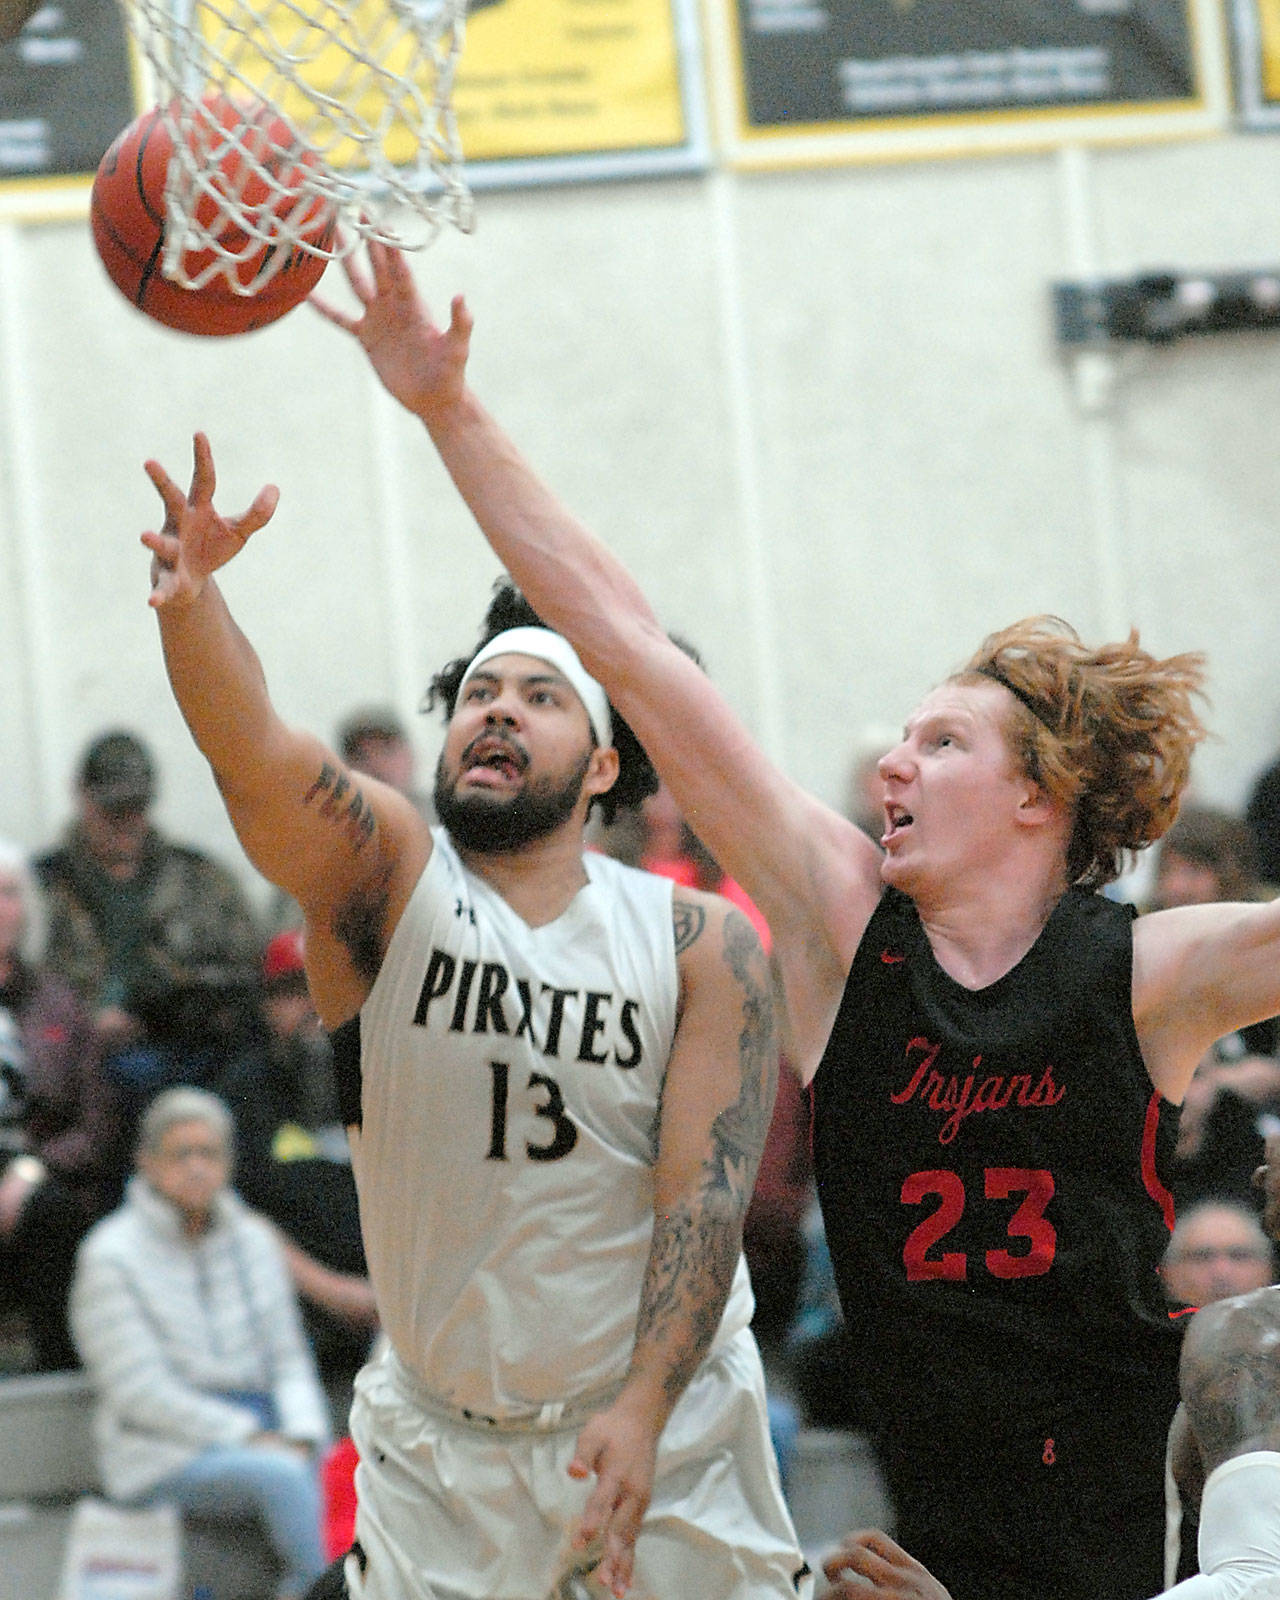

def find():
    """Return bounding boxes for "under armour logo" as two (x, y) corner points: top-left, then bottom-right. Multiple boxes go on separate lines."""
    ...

(454, 898), (476, 925)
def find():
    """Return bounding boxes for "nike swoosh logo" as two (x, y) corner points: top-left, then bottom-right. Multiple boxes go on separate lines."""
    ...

(881, 951), (905, 964)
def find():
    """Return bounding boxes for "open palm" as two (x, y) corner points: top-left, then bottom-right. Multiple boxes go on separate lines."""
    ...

(142, 432), (279, 609)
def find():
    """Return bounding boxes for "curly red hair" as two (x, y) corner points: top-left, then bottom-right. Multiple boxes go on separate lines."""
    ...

(955, 616), (1207, 888)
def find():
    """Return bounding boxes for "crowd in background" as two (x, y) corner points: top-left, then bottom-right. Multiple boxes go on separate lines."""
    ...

(4, 707), (1280, 1590)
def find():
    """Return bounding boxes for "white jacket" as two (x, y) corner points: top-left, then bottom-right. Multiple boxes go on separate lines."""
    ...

(70, 1175), (331, 1501)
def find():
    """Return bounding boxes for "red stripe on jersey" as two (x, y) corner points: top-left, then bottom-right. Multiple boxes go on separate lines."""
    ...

(1140, 1091), (1176, 1232)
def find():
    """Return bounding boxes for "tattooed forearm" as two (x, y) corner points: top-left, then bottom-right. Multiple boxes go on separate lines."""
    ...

(672, 897), (706, 954)
(631, 910), (780, 1405)
(303, 762), (376, 852)
(635, 1193), (742, 1402)
(708, 910), (777, 1208)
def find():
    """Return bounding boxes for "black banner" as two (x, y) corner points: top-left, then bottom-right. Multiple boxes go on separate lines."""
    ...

(726, 0), (1213, 148)
(0, 0), (136, 186)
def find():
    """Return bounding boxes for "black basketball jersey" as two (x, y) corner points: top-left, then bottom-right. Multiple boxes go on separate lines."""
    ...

(812, 885), (1183, 1418)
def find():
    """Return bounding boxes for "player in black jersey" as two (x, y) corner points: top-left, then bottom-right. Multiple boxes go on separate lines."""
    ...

(314, 243), (1280, 1600)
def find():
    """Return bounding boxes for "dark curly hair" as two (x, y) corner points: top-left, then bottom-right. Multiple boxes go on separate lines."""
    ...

(957, 616), (1208, 888)
(424, 579), (664, 826)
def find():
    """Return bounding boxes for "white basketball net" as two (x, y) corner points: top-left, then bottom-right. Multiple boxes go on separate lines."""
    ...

(117, 0), (474, 293)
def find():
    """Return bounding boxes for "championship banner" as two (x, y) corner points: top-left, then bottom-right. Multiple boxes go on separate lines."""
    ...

(0, 0), (139, 217)
(707, 0), (1230, 167)
(455, 0), (709, 184)
(1231, 0), (1280, 125)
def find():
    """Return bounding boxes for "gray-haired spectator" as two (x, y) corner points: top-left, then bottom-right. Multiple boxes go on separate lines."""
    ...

(70, 1086), (330, 1600)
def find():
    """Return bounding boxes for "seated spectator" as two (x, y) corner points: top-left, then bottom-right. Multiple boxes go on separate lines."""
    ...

(70, 1087), (330, 1600)
(0, 840), (118, 1370)
(35, 730), (262, 1191)
(216, 931), (377, 1415)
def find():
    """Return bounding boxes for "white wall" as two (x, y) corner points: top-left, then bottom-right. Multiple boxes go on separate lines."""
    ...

(2, 128), (1279, 904)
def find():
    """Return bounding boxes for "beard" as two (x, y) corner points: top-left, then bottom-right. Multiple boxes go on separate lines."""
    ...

(434, 747), (593, 854)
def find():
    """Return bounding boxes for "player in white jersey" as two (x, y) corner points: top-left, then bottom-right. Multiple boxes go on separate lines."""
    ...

(137, 451), (813, 1600)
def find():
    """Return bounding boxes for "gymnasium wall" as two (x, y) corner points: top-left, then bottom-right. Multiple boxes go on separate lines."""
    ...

(1, 129), (1279, 905)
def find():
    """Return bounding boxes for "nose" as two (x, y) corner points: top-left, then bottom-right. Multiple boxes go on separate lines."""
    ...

(878, 742), (912, 782)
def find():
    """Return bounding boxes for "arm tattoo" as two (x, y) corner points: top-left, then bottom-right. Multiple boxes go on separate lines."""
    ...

(635, 909), (779, 1402)
(303, 762), (376, 852)
(301, 761), (394, 981)
(672, 897), (706, 954)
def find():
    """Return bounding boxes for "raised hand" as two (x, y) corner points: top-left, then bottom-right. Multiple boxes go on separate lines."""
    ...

(141, 432), (279, 610)
(310, 240), (473, 423)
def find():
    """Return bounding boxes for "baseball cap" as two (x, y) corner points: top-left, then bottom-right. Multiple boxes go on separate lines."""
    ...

(262, 929), (306, 986)
(79, 731), (155, 814)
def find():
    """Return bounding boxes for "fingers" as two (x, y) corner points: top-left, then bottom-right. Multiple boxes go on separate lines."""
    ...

(823, 1528), (907, 1582)
(822, 1529), (951, 1600)
(239, 483), (281, 535)
(189, 430), (216, 501)
(568, 1438), (645, 1599)
(449, 293), (473, 346)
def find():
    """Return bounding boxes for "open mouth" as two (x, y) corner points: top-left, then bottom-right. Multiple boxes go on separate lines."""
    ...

(883, 804), (913, 842)
(461, 735), (529, 786)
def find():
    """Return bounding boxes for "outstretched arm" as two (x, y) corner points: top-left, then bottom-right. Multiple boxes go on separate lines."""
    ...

(312, 247), (883, 1076)
(565, 892), (778, 1596)
(1133, 897), (1280, 1103)
(142, 432), (426, 1023)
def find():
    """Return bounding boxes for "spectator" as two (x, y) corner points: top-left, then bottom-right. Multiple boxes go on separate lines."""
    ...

(35, 729), (262, 1181)
(70, 1086), (330, 1600)
(0, 839), (117, 1370)
(216, 930), (377, 1416)
(335, 706), (431, 818)
(1162, 1199), (1276, 1310)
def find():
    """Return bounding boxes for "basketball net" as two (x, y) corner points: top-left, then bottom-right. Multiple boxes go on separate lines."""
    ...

(117, 0), (474, 292)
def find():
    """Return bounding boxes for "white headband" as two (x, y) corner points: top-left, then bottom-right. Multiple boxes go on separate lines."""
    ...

(458, 627), (613, 750)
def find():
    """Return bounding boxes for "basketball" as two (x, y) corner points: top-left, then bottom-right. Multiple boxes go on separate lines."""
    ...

(90, 98), (334, 337)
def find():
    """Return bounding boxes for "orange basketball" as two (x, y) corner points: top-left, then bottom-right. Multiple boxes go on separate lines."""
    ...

(90, 98), (334, 337)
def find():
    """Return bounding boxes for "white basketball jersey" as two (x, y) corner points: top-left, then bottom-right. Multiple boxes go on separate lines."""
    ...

(349, 830), (754, 1420)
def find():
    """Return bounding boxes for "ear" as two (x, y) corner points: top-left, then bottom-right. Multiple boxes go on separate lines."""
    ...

(584, 745), (621, 799)
(1013, 779), (1062, 830)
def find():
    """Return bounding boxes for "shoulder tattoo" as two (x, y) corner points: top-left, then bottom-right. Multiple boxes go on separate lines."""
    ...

(672, 897), (706, 954)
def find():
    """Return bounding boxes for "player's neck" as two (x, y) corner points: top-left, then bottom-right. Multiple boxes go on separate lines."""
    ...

(916, 858), (1070, 991)
(455, 825), (592, 928)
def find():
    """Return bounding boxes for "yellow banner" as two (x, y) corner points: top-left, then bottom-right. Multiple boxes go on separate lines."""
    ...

(200, 0), (688, 168)
(455, 0), (687, 160)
